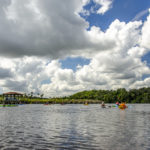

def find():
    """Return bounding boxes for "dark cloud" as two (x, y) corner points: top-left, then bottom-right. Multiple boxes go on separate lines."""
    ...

(3, 79), (27, 92)
(0, 67), (13, 79)
(0, 0), (115, 59)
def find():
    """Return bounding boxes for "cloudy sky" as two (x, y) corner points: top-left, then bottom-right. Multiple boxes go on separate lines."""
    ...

(0, 0), (150, 97)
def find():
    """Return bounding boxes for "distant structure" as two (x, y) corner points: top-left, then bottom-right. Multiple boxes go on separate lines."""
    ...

(3, 92), (23, 104)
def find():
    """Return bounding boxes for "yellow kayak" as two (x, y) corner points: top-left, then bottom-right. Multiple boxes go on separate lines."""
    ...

(84, 103), (89, 105)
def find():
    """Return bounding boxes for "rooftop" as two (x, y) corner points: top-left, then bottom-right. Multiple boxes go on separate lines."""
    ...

(3, 92), (23, 95)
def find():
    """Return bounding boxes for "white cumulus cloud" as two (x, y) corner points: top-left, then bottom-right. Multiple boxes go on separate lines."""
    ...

(94, 0), (113, 14)
(0, 1), (150, 97)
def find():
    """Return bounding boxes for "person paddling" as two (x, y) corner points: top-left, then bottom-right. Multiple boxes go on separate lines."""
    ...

(101, 101), (106, 108)
(119, 102), (127, 109)
(116, 101), (120, 106)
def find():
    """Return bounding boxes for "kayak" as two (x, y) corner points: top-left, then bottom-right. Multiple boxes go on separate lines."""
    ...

(119, 103), (127, 109)
(112, 104), (118, 107)
(101, 105), (106, 108)
(0, 104), (18, 107)
(84, 103), (89, 105)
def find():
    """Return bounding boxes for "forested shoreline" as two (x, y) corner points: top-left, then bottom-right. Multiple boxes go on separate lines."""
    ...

(0, 87), (150, 104)
(67, 87), (150, 103)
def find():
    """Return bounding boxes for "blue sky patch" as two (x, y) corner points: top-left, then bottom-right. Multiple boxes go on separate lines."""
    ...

(142, 74), (150, 80)
(60, 57), (90, 71)
(81, 0), (150, 31)
(142, 51), (150, 67)
(41, 79), (51, 85)
(141, 51), (150, 80)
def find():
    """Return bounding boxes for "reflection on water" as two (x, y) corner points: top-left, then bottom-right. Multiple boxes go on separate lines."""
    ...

(0, 104), (150, 150)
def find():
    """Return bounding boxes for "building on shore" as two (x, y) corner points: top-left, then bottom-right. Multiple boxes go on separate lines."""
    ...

(3, 92), (23, 104)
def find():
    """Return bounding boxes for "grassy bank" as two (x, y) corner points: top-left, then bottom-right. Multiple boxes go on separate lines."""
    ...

(19, 98), (101, 104)
(0, 96), (101, 104)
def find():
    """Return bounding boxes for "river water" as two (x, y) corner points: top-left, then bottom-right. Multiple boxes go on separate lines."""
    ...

(0, 104), (150, 150)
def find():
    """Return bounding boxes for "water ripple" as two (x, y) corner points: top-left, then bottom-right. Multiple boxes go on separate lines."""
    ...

(0, 104), (150, 149)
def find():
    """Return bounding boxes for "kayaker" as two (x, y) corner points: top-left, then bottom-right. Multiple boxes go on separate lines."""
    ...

(119, 102), (127, 109)
(116, 101), (120, 106)
(84, 101), (88, 105)
(101, 101), (106, 108)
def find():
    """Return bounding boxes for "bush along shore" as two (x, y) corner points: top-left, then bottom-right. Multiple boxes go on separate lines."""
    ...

(0, 87), (150, 104)
(0, 97), (101, 104)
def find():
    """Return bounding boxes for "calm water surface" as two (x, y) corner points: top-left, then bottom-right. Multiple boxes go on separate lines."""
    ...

(0, 104), (150, 150)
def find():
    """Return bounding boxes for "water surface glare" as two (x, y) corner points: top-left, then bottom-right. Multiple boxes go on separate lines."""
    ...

(0, 104), (150, 150)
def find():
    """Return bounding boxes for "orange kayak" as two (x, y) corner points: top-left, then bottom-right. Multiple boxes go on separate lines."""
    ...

(119, 103), (127, 109)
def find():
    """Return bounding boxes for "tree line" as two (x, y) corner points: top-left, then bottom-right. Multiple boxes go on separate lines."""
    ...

(0, 87), (150, 104)
(67, 87), (150, 103)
